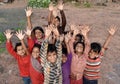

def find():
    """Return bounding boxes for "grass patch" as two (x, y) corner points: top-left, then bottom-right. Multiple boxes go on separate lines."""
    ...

(0, 48), (6, 54)
(83, 2), (91, 8)
(0, 32), (6, 45)
(28, 0), (50, 8)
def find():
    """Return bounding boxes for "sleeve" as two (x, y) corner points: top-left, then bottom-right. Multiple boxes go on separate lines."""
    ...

(6, 41), (18, 60)
(100, 51), (104, 57)
(55, 39), (62, 64)
(60, 10), (66, 32)
(27, 37), (34, 53)
(67, 52), (72, 62)
(68, 38), (75, 56)
(40, 40), (48, 67)
(59, 73), (62, 84)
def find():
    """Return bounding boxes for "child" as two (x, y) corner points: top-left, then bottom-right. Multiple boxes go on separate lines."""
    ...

(29, 44), (44, 84)
(32, 26), (45, 44)
(83, 26), (117, 84)
(68, 25), (90, 84)
(25, 28), (44, 84)
(40, 26), (62, 84)
(62, 34), (73, 84)
(25, 8), (45, 45)
(4, 29), (31, 84)
(48, 1), (66, 35)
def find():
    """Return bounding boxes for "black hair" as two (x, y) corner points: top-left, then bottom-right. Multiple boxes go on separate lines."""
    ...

(32, 43), (41, 51)
(47, 44), (57, 53)
(75, 34), (84, 43)
(91, 42), (101, 54)
(74, 42), (85, 53)
(14, 42), (22, 52)
(55, 16), (60, 22)
(32, 26), (44, 35)
(62, 47), (68, 56)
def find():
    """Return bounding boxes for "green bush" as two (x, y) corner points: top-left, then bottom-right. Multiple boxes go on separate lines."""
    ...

(0, 32), (6, 45)
(28, 0), (51, 8)
(83, 2), (91, 8)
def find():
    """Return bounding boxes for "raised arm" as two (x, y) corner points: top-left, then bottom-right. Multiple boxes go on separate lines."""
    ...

(58, 2), (66, 30)
(4, 29), (18, 59)
(58, 1), (66, 30)
(64, 33), (71, 54)
(48, 3), (54, 25)
(40, 27), (52, 66)
(68, 24), (80, 54)
(25, 7), (32, 29)
(81, 25), (90, 54)
(16, 30), (29, 55)
(55, 38), (62, 84)
(52, 25), (60, 38)
(24, 28), (34, 52)
(55, 38), (62, 61)
(40, 40), (48, 67)
(101, 26), (117, 54)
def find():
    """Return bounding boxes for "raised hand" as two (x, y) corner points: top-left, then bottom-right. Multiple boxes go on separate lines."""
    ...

(45, 26), (52, 39)
(108, 25), (117, 35)
(52, 7), (58, 17)
(81, 25), (90, 36)
(25, 7), (32, 17)
(4, 29), (13, 40)
(24, 27), (32, 36)
(52, 25), (59, 37)
(16, 30), (25, 40)
(49, 2), (54, 11)
(70, 24), (80, 36)
(57, 0), (64, 10)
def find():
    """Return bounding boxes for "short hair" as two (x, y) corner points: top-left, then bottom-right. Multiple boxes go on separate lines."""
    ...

(55, 16), (60, 22)
(32, 26), (44, 35)
(74, 42), (85, 53)
(91, 42), (101, 53)
(62, 47), (68, 56)
(14, 42), (22, 52)
(47, 44), (57, 53)
(32, 43), (41, 51)
(75, 34), (84, 43)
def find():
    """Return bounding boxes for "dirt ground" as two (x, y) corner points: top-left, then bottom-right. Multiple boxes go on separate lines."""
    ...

(0, 0), (120, 84)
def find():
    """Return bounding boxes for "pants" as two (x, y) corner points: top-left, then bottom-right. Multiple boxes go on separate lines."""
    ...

(22, 77), (31, 84)
(83, 77), (98, 84)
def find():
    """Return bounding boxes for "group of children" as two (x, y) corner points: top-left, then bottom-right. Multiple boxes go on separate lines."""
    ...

(4, 1), (117, 84)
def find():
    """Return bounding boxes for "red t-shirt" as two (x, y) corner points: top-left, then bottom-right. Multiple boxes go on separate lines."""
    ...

(30, 57), (44, 84)
(28, 38), (44, 84)
(6, 41), (30, 77)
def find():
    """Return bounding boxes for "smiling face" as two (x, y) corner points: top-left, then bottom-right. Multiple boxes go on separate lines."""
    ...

(88, 50), (99, 59)
(16, 46), (25, 56)
(47, 51), (57, 64)
(35, 29), (43, 39)
(75, 43), (84, 53)
(32, 47), (40, 59)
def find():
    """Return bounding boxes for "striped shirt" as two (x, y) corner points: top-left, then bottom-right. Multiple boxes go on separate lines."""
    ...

(40, 40), (62, 84)
(84, 55), (102, 80)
